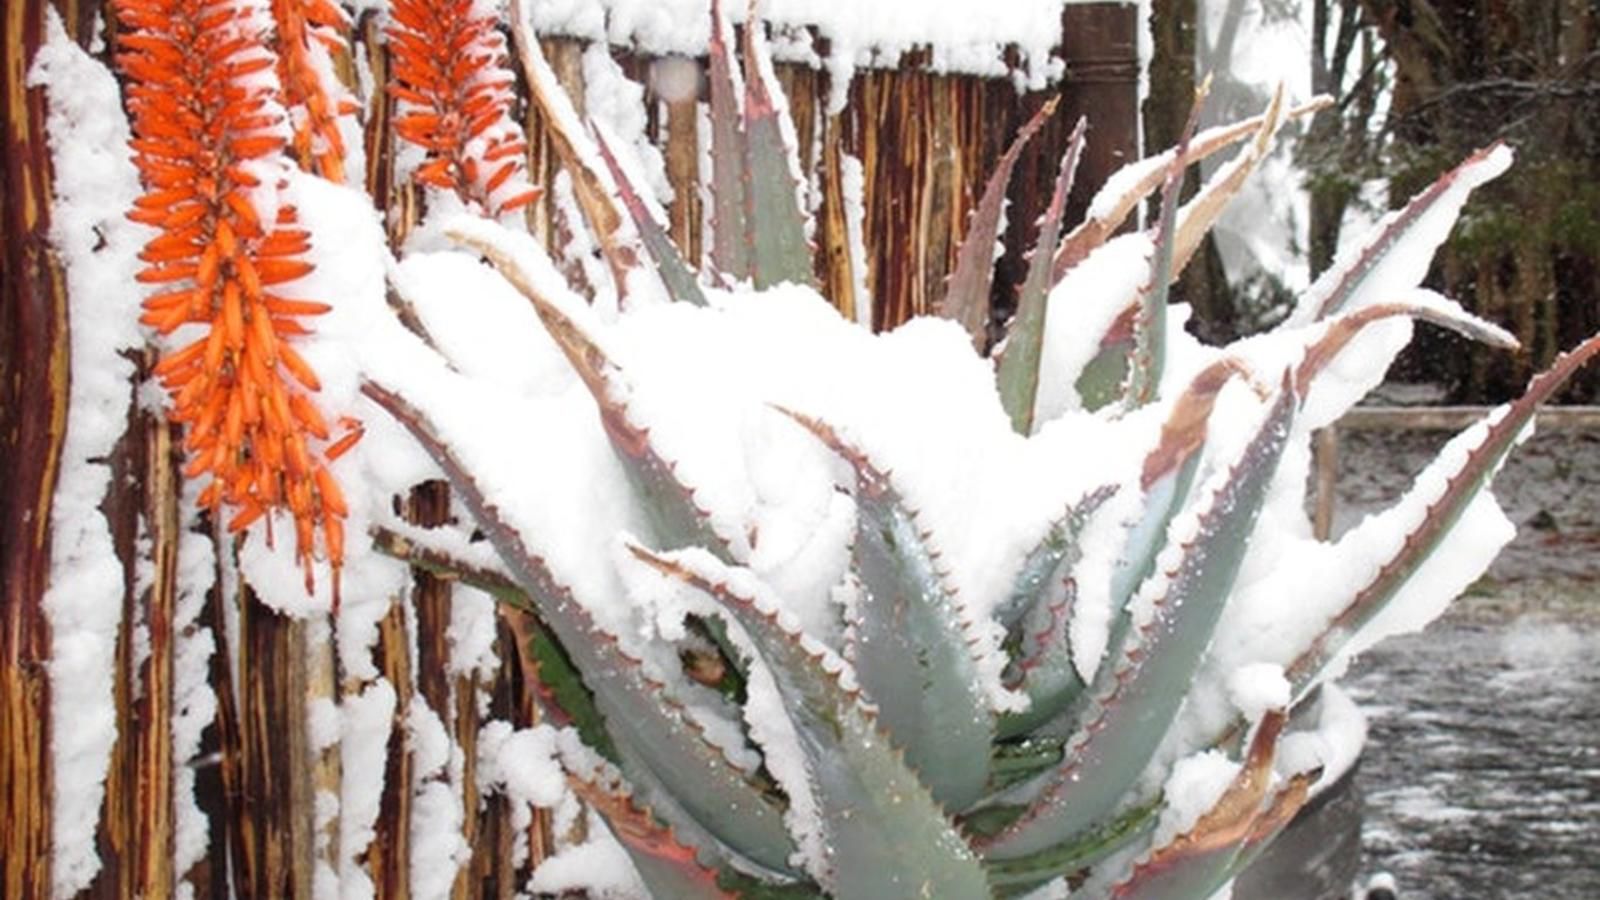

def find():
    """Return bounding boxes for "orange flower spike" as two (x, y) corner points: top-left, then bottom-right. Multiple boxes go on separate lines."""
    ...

(269, 0), (354, 182)
(386, 0), (540, 215)
(117, 0), (356, 599)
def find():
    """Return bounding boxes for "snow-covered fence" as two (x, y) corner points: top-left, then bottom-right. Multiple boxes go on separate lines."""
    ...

(502, 4), (1138, 332)
(0, 2), (1138, 898)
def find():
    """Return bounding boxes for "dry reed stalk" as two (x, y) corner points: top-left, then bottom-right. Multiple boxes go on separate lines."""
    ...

(1, 1), (69, 894)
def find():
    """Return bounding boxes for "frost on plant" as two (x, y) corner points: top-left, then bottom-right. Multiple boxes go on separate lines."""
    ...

(355, 6), (1600, 899)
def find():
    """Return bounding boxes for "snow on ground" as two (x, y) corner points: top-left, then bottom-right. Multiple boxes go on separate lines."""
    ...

(1345, 597), (1600, 900)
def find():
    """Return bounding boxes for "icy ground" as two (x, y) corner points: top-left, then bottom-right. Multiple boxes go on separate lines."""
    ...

(1334, 426), (1600, 898)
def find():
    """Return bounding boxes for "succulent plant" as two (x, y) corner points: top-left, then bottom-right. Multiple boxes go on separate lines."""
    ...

(362, 6), (1600, 898)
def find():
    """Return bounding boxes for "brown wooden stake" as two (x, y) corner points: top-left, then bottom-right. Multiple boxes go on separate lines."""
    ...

(1, 0), (70, 894)
(662, 71), (701, 266)
(817, 111), (857, 321)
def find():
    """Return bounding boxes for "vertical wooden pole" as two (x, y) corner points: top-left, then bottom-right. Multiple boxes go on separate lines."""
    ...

(1, 0), (69, 894)
(1314, 427), (1340, 541)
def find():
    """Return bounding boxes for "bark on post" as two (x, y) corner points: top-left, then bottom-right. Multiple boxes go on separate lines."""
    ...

(1, 0), (69, 894)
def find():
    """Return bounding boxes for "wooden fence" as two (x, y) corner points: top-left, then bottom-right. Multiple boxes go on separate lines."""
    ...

(0, 2), (1139, 898)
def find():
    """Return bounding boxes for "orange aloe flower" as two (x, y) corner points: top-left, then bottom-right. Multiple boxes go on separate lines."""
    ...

(270, 0), (361, 182)
(115, 0), (358, 598)
(386, 0), (541, 215)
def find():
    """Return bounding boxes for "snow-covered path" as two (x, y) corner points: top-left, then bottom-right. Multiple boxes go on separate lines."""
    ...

(1346, 592), (1600, 898)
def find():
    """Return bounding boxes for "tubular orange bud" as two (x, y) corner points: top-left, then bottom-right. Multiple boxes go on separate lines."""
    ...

(228, 501), (266, 532)
(313, 464), (346, 517)
(278, 343), (322, 391)
(222, 280), (245, 348)
(324, 425), (362, 461)
(289, 391), (330, 438)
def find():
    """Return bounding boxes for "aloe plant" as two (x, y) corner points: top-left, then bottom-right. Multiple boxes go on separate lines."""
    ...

(360, 7), (1600, 898)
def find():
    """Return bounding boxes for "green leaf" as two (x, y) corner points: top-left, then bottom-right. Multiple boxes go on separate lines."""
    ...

(978, 381), (1297, 859)
(1125, 84), (1207, 411)
(593, 125), (709, 307)
(741, 17), (815, 289)
(1286, 331), (1600, 695)
(995, 486), (1114, 739)
(1294, 142), (1511, 323)
(938, 97), (1060, 348)
(994, 484), (1116, 631)
(451, 229), (733, 557)
(567, 765), (746, 900)
(783, 410), (994, 812)
(998, 115), (1087, 435)
(1073, 309), (1135, 413)
(982, 797), (1161, 896)
(1040, 359), (1247, 738)
(1050, 96), (1331, 284)
(363, 381), (799, 879)
(631, 545), (993, 900)
(1104, 711), (1291, 900)
(707, 0), (750, 281)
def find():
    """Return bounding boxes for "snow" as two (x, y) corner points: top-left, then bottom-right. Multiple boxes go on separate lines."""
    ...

(1152, 749), (1239, 848)
(172, 521), (220, 891)
(30, 15), (149, 895)
(408, 698), (468, 900)
(1227, 662), (1289, 721)
(340, 678), (397, 899)
(839, 151), (873, 328)
(524, 0), (1075, 92)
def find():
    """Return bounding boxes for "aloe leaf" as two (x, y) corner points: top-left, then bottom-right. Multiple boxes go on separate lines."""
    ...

(369, 524), (622, 756)
(987, 738), (1065, 794)
(741, 15), (815, 289)
(450, 229), (733, 556)
(630, 545), (993, 900)
(592, 125), (709, 307)
(979, 380), (1297, 859)
(707, 0), (750, 281)
(781, 409), (994, 812)
(997, 575), (1081, 740)
(1285, 332), (1600, 695)
(1051, 96), (1331, 284)
(995, 487), (1116, 739)
(1125, 82), (1208, 410)
(1106, 711), (1288, 900)
(1074, 305), (1137, 412)
(994, 484), (1116, 631)
(1073, 358), (1249, 710)
(998, 115), (1087, 434)
(1169, 85), (1285, 277)
(509, 609), (619, 762)
(983, 797), (1161, 897)
(1291, 141), (1512, 324)
(369, 523), (522, 597)
(507, 9), (638, 292)
(567, 765), (744, 900)
(1295, 290), (1519, 393)
(363, 381), (798, 878)
(938, 97), (1061, 348)
(1228, 768), (1319, 869)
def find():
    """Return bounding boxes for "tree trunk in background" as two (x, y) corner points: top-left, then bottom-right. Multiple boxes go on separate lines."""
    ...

(1357, 0), (1600, 402)
(1144, 0), (1238, 344)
